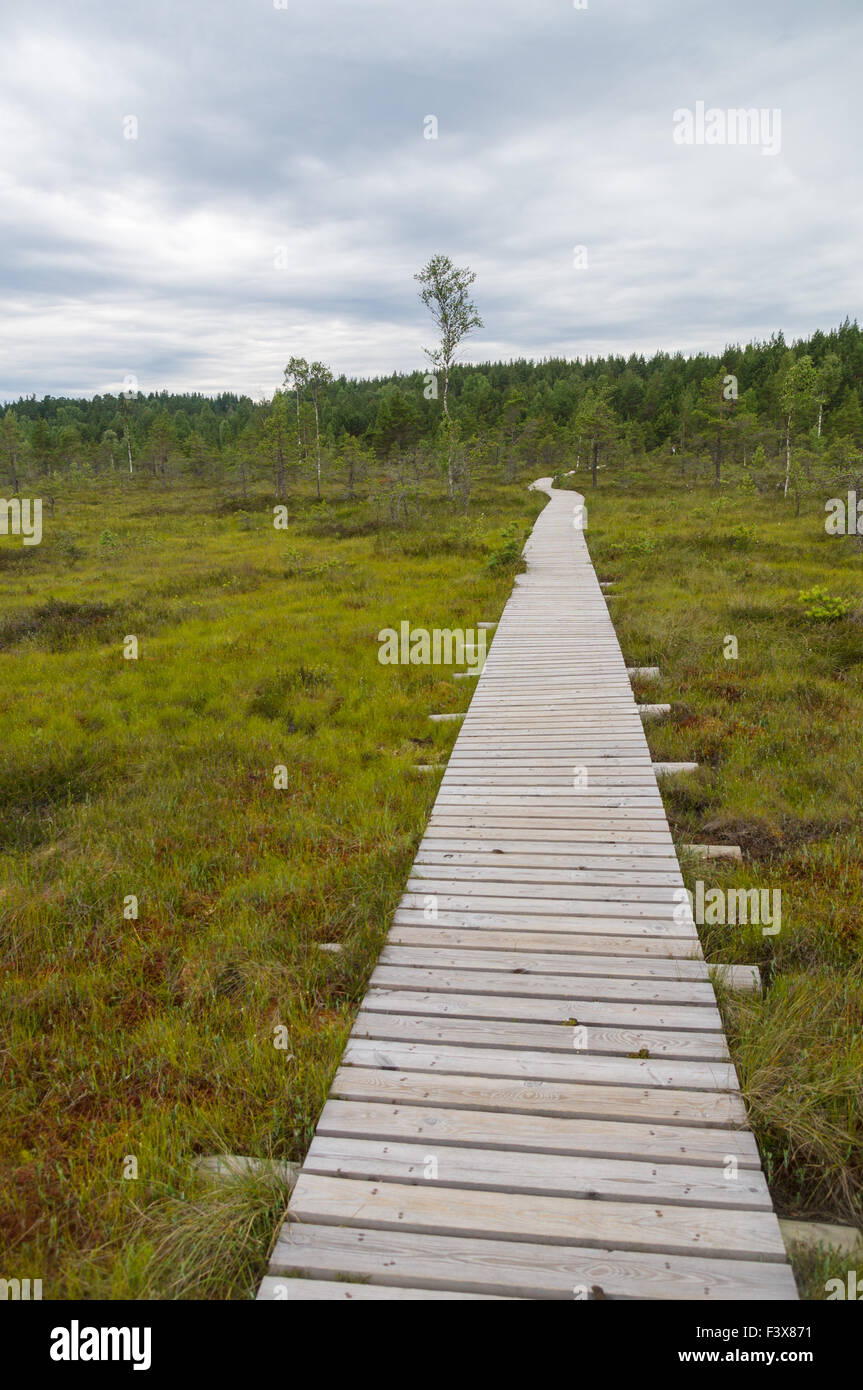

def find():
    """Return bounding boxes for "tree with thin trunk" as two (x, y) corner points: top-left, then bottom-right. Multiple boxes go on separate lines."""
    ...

(263, 390), (291, 499)
(780, 355), (818, 498)
(415, 254), (483, 499)
(147, 411), (174, 481)
(501, 391), (526, 483)
(284, 356), (309, 466)
(100, 428), (120, 472)
(120, 394), (134, 474)
(306, 362), (332, 500)
(692, 367), (736, 485)
(415, 254), (483, 416)
(338, 434), (371, 499)
(815, 351), (842, 438)
(575, 389), (618, 487)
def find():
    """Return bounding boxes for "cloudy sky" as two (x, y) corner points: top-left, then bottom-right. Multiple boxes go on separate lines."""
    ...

(0, 0), (860, 401)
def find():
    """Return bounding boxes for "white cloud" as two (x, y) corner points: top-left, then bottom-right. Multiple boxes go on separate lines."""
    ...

(1, 0), (861, 399)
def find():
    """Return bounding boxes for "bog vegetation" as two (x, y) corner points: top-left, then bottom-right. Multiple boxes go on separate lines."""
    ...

(1, 319), (862, 1299)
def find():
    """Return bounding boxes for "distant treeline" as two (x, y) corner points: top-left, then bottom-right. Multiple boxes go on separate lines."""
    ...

(3, 319), (863, 509)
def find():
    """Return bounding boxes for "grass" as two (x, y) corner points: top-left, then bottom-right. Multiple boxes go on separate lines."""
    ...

(786, 1238), (862, 1301)
(4, 459), (861, 1300)
(576, 469), (863, 1250)
(0, 471), (539, 1298)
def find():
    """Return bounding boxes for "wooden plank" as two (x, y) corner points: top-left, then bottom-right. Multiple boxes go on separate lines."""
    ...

(268, 1222), (797, 1299)
(420, 836), (676, 856)
(712, 963), (762, 994)
(440, 773), (661, 784)
(429, 809), (673, 824)
(392, 912), (696, 938)
(414, 849), (682, 872)
(370, 963), (720, 1006)
(683, 843), (743, 860)
(316, 1097), (755, 1165)
(288, 1174), (787, 1261)
(405, 878), (685, 903)
(354, 1006), (728, 1060)
(383, 946), (703, 979)
(342, 1038), (737, 1092)
(388, 929), (706, 965)
(257, 1275), (513, 1300)
(304, 1136), (772, 1209)
(363, 986), (726, 1037)
(410, 863), (685, 887)
(331, 1064), (747, 1127)
(429, 802), (672, 816)
(397, 897), (694, 926)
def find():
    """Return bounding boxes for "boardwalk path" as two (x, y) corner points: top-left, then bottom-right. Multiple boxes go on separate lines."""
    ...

(259, 477), (797, 1300)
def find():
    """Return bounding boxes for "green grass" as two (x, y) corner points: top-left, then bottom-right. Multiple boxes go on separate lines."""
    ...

(4, 461), (861, 1299)
(578, 471), (863, 1242)
(0, 472), (539, 1298)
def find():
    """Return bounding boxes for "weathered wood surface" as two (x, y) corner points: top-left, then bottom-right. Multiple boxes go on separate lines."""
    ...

(259, 476), (795, 1301)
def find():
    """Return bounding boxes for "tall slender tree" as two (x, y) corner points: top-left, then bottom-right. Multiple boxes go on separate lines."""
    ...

(284, 357), (310, 466)
(415, 255), (483, 499)
(575, 388), (618, 487)
(780, 355), (818, 497)
(306, 361), (332, 500)
(815, 351), (842, 438)
(415, 254), (483, 418)
(263, 389), (291, 499)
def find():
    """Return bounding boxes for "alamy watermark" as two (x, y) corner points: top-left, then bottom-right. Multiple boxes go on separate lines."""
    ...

(0, 497), (42, 545)
(674, 881), (781, 936)
(378, 622), (487, 672)
(50, 1322), (151, 1370)
(673, 101), (781, 157)
(1, 1276), (42, 1300)
(824, 492), (863, 535)
(825, 1271), (861, 1300)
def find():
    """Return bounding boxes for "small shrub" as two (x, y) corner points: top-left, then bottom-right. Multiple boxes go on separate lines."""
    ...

(485, 522), (523, 571)
(622, 535), (657, 556)
(798, 587), (850, 622)
(52, 533), (84, 563)
(728, 523), (756, 549)
(248, 665), (332, 718)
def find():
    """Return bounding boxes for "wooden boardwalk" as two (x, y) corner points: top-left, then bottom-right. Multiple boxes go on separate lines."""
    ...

(259, 478), (797, 1301)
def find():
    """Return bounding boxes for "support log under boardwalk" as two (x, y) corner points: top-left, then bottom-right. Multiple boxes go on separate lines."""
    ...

(258, 476), (797, 1303)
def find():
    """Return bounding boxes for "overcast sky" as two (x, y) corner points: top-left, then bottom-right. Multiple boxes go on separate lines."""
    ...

(0, 0), (860, 402)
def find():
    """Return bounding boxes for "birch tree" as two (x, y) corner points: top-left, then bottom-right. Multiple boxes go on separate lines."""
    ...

(415, 255), (482, 498)
(415, 254), (483, 417)
(307, 361), (332, 501)
(780, 355), (818, 498)
(284, 356), (309, 466)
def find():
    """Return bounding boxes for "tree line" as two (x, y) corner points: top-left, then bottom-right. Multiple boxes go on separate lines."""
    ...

(3, 258), (863, 514)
